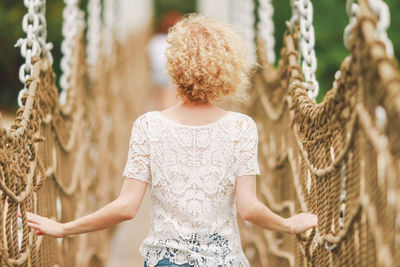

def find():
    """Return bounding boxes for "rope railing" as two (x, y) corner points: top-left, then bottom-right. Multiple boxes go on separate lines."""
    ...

(0, 0), (152, 266)
(234, 0), (400, 266)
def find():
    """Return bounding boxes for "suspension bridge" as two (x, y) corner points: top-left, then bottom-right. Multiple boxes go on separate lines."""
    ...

(0, 0), (399, 266)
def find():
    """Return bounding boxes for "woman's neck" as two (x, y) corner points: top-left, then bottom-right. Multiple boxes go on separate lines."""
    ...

(178, 102), (215, 110)
(160, 101), (227, 126)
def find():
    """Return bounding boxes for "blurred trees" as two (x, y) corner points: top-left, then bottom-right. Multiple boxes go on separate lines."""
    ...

(0, 0), (398, 110)
(153, 0), (197, 32)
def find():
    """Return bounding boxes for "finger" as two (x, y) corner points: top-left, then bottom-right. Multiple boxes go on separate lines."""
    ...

(27, 221), (40, 229)
(36, 230), (43, 236)
(27, 213), (44, 224)
(26, 211), (43, 219)
(27, 222), (40, 230)
(308, 219), (317, 228)
(27, 212), (43, 220)
(26, 216), (38, 224)
(313, 215), (318, 227)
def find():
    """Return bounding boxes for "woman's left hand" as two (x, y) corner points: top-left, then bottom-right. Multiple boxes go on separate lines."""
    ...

(24, 212), (66, 238)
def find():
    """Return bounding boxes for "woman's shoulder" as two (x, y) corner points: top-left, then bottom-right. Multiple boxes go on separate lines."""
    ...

(133, 110), (256, 129)
(226, 111), (258, 139)
(136, 111), (160, 120)
(131, 111), (160, 127)
(227, 111), (256, 124)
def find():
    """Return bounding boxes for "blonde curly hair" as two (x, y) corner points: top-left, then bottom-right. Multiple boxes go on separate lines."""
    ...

(165, 14), (253, 104)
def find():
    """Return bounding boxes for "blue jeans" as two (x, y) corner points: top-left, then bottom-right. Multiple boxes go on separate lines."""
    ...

(144, 258), (194, 267)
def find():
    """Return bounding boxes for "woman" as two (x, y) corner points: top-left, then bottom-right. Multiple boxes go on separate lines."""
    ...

(26, 14), (318, 267)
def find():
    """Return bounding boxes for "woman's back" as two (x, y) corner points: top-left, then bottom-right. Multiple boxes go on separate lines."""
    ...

(123, 110), (260, 266)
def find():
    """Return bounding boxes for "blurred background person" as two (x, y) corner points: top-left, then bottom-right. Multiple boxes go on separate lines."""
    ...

(148, 10), (182, 110)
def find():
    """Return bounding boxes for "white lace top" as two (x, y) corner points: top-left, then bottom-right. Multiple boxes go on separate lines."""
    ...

(123, 110), (260, 267)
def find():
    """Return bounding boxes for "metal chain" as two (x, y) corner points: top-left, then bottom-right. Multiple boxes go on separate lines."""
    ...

(289, 0), (319, 99)
(344, 0), (393, 58)
(344, 0), (360, 49)
(59, 0), (84, 105)
(36, 0), (53, 65)
(197, 0), (230, 22)
(16, 0), (53, 107)
(243, 0), (256, 63)
(116, 0), (152, 42)
(15, 0), (42, 107)
(87, 0), (102, 77)
(116, 0), (128, 42)
(258, 0), (275, 64)
(367, 0), (394, 58)
(103, 0), (115, 54)
(229, 0), (256, 63)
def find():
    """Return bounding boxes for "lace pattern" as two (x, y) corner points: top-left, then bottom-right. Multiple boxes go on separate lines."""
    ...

(123, 111), (260, 267)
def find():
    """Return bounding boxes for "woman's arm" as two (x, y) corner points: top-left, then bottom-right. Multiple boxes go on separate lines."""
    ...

(25, 178), (148, 238)
(235, 175), (317, 234)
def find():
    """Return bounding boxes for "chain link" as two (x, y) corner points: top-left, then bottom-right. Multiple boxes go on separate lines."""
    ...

(103, 0), (115, 54)
(367, 0), (394, 58)
(258, 0), (275, 64)
(289, 0), (319, 99)
(344, 0), (360, 49)
(116, 0), (127, 41)
(59, 0), (84, 105)
(344, 0), (393, 58)
(197, 0), (230, 22)
(87, 0), (102, 77)
(15, 0), (53, 107)
(116, 0), (152, 42)
(15, 0), (41, 107)
(37, 0), (53, 65)
(229, 0), (256, 64)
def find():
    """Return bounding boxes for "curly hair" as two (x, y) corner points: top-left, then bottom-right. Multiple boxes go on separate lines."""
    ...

(165, 14), (253, 104)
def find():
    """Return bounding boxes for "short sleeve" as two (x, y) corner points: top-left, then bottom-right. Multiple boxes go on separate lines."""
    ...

(122, 116), (151, 183)
(237, 117), (260, 177)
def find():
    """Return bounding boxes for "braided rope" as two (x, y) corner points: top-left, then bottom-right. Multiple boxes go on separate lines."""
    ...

(0, 0), (153, 265)
(242, 0), (400, 265)
(0, 32), (153, 267)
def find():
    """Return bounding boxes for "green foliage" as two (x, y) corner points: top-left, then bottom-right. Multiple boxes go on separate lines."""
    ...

(0, 0), (64, 111)
(0, 1), (25, 110)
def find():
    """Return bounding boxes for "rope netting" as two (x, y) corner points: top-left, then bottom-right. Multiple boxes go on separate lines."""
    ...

(0, 0), (151, 266)
(236, 0), (400, 266)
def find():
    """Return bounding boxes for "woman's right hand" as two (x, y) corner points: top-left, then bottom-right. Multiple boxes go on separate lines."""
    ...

(285, 213), (318, 234)
(26, 212), (66, 238)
